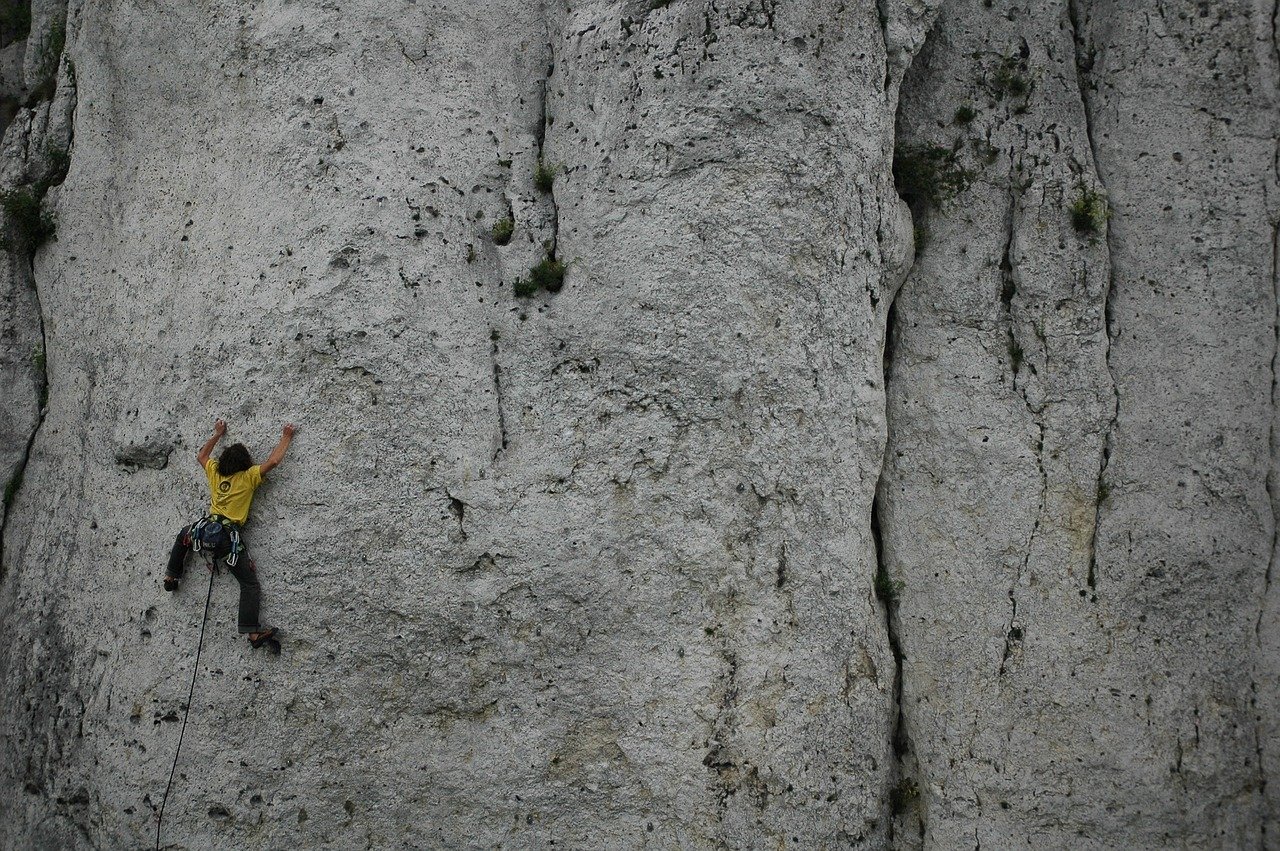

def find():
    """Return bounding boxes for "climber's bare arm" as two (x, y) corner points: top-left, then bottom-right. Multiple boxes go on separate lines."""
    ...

(196, 419), (227, 467)
(260, 423), (297, 475)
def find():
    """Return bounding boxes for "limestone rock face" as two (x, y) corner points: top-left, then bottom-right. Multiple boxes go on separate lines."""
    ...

(0, 1), (1273, 849)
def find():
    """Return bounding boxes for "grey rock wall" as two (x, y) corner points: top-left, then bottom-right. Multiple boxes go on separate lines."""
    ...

(0, 0), (1274, 849)
(885, 0), (1278, 846)
(883, 0), (1115, 844)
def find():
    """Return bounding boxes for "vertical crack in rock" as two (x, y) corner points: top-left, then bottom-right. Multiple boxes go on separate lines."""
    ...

(1259, 218), (1279, 842)
(1068, 0), (1118, 598)
(874, 299), (921, 845)
(876, 6), (952, 839)
(0, 283), (45, 574)
(1273, 0), (1280, 80)
(0, 7), (71, 571)
(871, 488), (909, 843)
(875, 0), (893, 91)
(706, 647), (762, 824)
(995, 169), (1042, 675)
(775, 538), (787, 589)
(535, 37), (559, 259)
(1254, 4), (1280, 834)
(998, 186), (1020, 388)
(489, 330), (508, 460)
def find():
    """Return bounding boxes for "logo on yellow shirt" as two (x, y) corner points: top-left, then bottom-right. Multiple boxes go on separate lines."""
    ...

(218, 481), (231, 493)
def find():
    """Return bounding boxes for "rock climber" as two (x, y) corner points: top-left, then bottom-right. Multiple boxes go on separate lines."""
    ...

(163, 419), (296, 650)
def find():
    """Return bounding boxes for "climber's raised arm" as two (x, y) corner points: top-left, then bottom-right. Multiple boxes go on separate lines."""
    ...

(260, 423), (297, 475)
(196, 419), (227, 467)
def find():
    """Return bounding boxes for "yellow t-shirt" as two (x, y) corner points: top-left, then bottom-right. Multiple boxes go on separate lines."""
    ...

(204, 459), (263, 525)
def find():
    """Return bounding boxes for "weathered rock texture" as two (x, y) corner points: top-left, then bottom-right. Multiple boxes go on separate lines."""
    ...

(883, 0), (1279, 846)
(0, 0), (1274, 848)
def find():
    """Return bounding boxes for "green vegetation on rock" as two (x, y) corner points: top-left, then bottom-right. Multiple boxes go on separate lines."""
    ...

(491, 217), (514, 246)
(513, 254), (567, 297)
(893, 144), (973, 211)
(534, 159), (559, 193)
(1069, 185), (1109, 236)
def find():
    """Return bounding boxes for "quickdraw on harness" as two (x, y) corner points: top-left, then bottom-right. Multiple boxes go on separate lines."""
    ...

(188, 515), (245, 567)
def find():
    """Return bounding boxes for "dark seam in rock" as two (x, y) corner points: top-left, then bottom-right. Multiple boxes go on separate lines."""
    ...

(0, 78), (67, 572)
(775, 538), (787, 589)
(6, 67), (75, 529)
(871, 485), (910, 846)
(997, 128), (1023, 389)
(877, 9), (953, 836)
(536, 25), (559, 259)
(490, 333), (508, 460)
(0, 304), (45, 575)
(1256, 219), (1279, 844)
(876, 0), (892, 93)
(996, 157), (1041, 675)
(1068, 0), (1117, 599)
(1262, 223), (1279, 642)
(874, 292), (918, 843)
(704, 644), (751, 838)
(1272, 0), (1279, 83)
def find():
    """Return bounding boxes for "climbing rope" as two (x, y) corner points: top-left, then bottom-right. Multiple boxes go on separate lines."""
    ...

(154, 566), (216, 851)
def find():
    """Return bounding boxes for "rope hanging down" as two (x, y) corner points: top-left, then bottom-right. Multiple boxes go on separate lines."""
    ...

(154, 567), (215, 851)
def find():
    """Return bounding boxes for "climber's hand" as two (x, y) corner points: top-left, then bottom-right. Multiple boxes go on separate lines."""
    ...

(262, 425), (296, 475)
(199, 421), (227, 466)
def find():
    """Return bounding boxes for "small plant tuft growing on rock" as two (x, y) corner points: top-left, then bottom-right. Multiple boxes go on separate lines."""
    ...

(45, 18), (65, 65)
(29, 16), (66, 99)
(529, 256), (565, 292)
(874, 566), (904, 607)
(890, 778), (920, 815)
(0, 141), (70, 255)
(0, 187), (56, 252)
(534, 159), (559, 193)
(513, 254), (567, 297)
(1069, 185), (1109, 236)
(953, 105), (977, 125)
(45, 145), (70, 182)
(893, 144), (973, 212)
(491, 216), (514, 246)
(991, 57), (1031, 100)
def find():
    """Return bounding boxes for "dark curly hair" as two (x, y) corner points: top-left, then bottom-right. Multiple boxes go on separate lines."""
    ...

(218, 443), (254, 476)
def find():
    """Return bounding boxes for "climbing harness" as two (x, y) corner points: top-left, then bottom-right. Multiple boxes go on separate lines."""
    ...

(154, 566), (215, 851)
(189, 515), (244, 567)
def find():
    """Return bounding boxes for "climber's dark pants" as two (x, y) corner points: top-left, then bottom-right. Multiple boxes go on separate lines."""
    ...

(167, 525), (264, 634)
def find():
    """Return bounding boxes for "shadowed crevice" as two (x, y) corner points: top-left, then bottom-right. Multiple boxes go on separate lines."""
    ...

(874, 296), (924, 846)
(0, 43), (71, 572)
(1068, 0), (1118, 600)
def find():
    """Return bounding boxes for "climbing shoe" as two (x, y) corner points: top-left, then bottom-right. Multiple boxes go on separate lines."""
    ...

(163, 576), (179, 592)
(248, 627), (278, 650)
